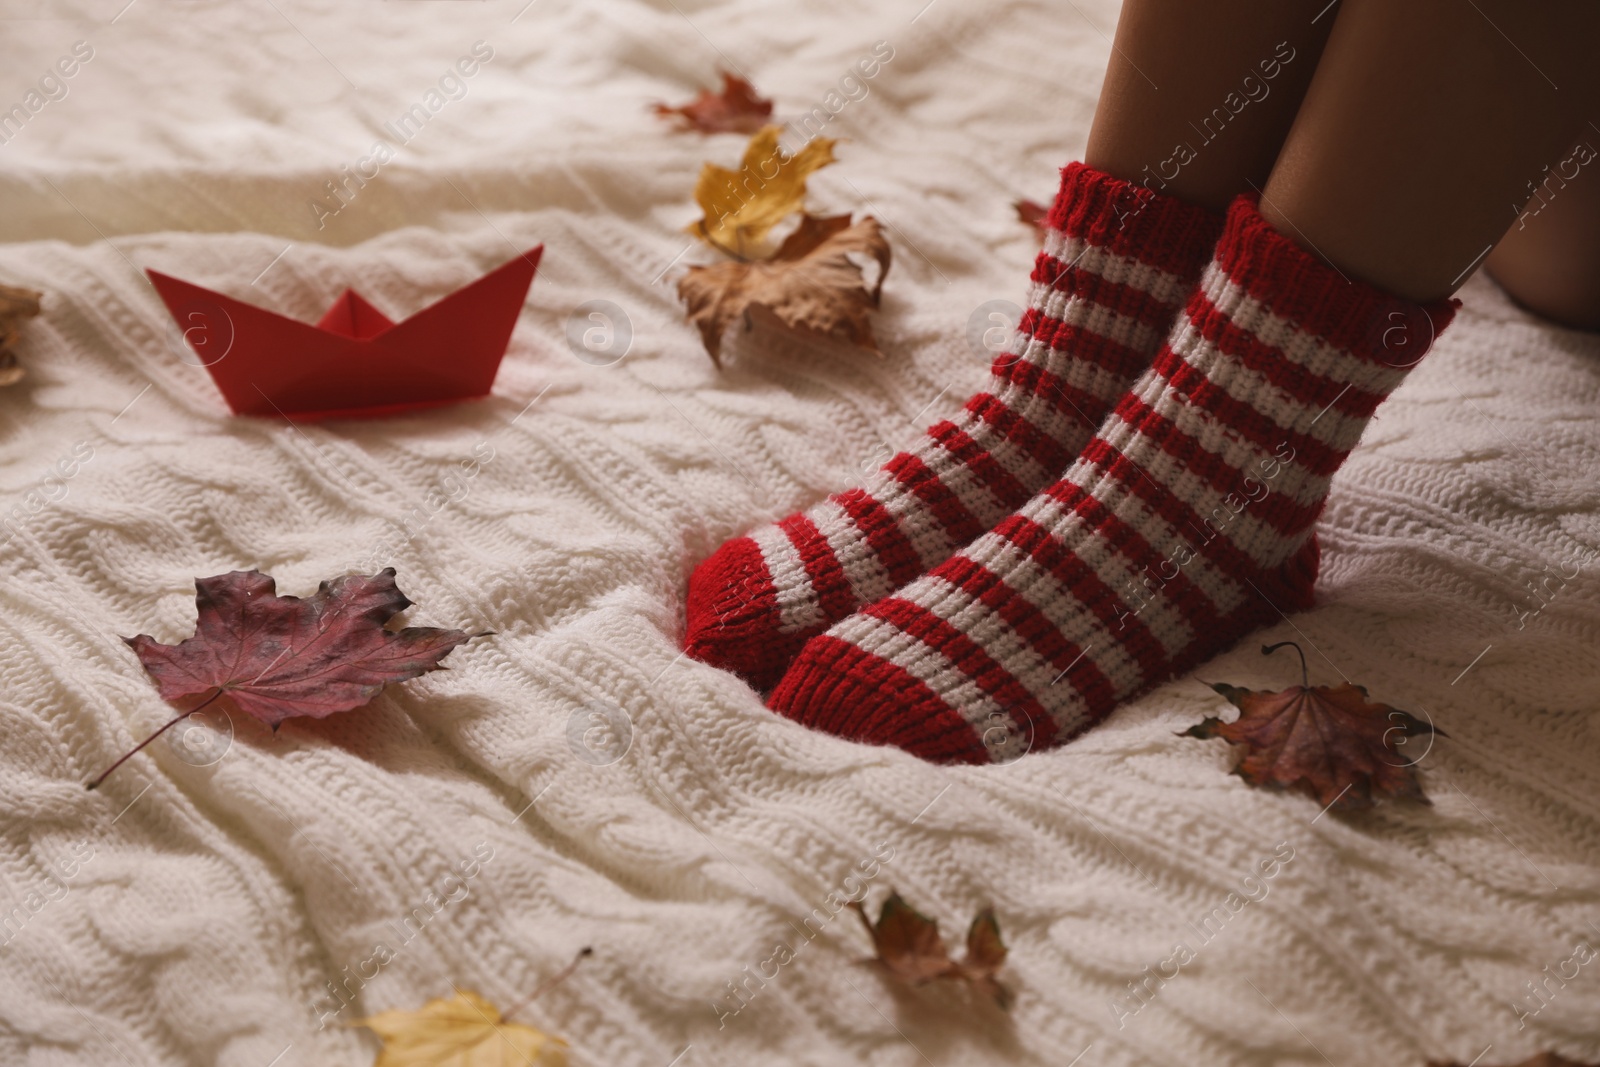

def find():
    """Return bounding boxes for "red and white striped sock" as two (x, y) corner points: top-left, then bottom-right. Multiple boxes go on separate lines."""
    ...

(767, 195), (1458, 763)
(683, 163), (1223, 689)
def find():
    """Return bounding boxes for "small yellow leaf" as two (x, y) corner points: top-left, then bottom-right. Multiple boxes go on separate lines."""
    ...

(687, 125), (838, 256)
(358, 990), (568, 1067)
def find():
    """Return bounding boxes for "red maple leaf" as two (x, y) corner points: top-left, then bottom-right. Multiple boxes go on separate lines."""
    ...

(1184, 642), (1438, 812)
(88, 569), (480, 789)
(652, 72), (773, 134)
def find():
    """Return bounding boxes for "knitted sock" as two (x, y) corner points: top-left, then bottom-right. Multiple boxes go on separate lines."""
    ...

(684, 163), (1224, 689)
(767, 195), (1458, 763)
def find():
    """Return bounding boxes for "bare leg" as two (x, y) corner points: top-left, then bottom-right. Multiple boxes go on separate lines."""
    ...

(1258, 0), (1600, 302)
(1484, 132), (1600, 330)
(1086, 0), (1339, 212)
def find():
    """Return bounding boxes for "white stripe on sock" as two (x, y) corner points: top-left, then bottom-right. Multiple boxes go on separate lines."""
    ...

(757, 524), (826, 635)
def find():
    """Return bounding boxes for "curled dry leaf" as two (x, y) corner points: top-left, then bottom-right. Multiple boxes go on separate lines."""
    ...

(849, 890), (1013, 1010)
(0, 282), (42, 387)
(652, 71), (773, 135)
(89, 568), (482, 789)
(677, 213), (890, 367)
(1014, 198), (1050, 242)
(686, 124), (837, 257)
(1184, 642), (1438, 812)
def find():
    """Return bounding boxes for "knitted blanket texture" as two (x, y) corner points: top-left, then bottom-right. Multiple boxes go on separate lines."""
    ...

(1, 1), (1597, 1064)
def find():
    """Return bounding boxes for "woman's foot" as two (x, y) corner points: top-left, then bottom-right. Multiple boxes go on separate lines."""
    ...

(684, 163), (1224, 689)
(768, 195), (1458, 762)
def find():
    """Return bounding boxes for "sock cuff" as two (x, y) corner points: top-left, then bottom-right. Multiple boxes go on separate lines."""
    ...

(1213, 193), (1460, 375)
(1047, 162), (1224, 276)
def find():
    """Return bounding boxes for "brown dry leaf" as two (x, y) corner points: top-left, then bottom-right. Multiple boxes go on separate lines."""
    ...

(652, 72), (773, 135)
(961, 907), (1013, 1011)
(1014, 198), (1049, 242)
(1184, 642), (1437, 812)
(849, 890), (1013, 1010)
(677, 213), (889, 367)
(0, 283), (42, 387)
(686, 125), (837, 256)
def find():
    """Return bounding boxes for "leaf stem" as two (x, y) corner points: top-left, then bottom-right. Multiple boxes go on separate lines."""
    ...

(501, 947), (592, 1022)
(86, 688), (224, 791)
(1261, 641), (1308, 688)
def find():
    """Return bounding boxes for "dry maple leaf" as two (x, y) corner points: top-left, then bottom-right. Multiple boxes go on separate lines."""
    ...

(1014, 198), (1050, 242)
(88, 568), (481, 789)
(850, 890), (1013, 1009)
(357, 949), (589, 1067)
(961, 907), (1014, 1011)
(686, 124), (837, 257)
(1184, 641), (1438, 812)
(652, 71), (773, 135)
(0, 283), (42, 387)
(677, 213), (890, 367)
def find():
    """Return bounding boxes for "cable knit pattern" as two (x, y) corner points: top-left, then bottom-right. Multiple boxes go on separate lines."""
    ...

(1, 2), (1598, 1066)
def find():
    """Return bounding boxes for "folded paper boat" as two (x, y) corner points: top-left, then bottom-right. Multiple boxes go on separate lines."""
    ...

(147, 246), (542, 420)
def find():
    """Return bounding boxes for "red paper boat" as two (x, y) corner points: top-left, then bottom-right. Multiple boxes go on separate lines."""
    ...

(148, 247), (542, 420)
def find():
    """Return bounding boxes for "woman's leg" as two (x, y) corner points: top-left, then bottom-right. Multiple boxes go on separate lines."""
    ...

(1484, 132), (1600, 330)
(1086, 0), (1338, 211)
(1259, 0), (1600, 302)
(767, 2), (1600, 763)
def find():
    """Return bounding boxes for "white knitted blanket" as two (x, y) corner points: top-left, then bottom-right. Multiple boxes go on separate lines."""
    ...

(2, 2), (1598, 1065)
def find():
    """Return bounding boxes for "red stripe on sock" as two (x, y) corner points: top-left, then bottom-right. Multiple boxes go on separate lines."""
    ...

(987, 506), (1173, 689)
(1028, 253), (1188, 331)
(925, 421), (1031, 518)
(832, 487), (926, 589)
(930, 549), (1118, 738)
(1150, 344), (1347, 479)
(1047, 162), (1226, 278)
(988, 336), (1124, 428)
(862, 592), (1061, 748)
(883, 452), (989, 551)
(1054, 479), (1229, 648)
(778, 513), (857, 622)
(1184, 288), (1391, 420)
(1016, 306), (1152, 381)
(771, 635), (991, 764)
(961, 392), (1075, 495)
(1075, 435), (1294, 590)
(1113, 393), (1326, 540)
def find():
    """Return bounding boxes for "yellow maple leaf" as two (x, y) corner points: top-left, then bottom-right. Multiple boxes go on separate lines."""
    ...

(357, 990), (568, 1067)
(687, 125), (838, 256)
